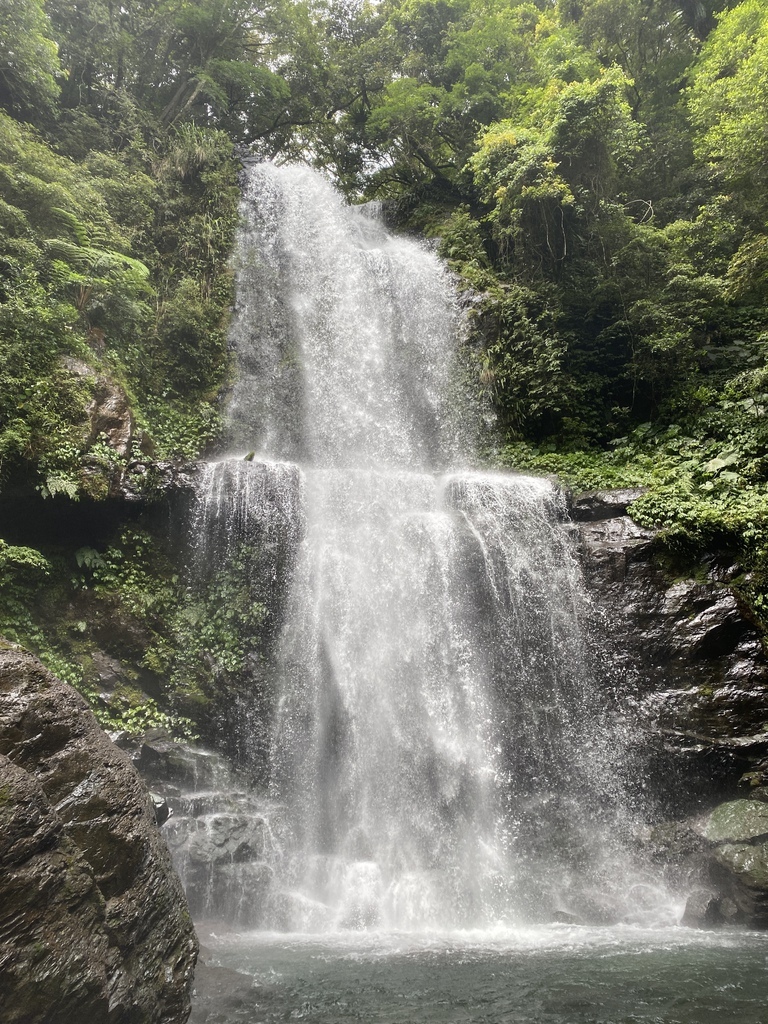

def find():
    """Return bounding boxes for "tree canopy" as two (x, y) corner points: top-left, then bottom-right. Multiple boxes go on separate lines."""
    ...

(1, 0), (768, 612)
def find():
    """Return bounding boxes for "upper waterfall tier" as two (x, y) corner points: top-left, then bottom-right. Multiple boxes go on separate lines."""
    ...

(229, 163), (475, 470)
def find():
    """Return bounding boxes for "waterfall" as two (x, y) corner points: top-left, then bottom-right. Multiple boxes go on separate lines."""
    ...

(188, 163), (648, 932)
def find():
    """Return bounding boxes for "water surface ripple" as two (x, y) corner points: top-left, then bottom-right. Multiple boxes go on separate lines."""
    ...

(194, 927), (768, 1024)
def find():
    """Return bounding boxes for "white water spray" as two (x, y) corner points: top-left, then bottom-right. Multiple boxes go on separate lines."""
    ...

(191, 163), (651, 932)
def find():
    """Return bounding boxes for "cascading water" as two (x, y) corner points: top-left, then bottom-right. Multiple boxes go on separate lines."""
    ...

(188, 162), (652, 934)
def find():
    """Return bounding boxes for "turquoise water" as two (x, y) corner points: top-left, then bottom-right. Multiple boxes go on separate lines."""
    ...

(194, 927), (768, 1023)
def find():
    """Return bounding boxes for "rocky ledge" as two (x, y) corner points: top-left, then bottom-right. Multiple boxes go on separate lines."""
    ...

(0, 642), (197, 1023)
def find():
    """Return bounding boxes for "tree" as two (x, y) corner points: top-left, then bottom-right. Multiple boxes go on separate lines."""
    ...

(470, 67), (641, 275)
(688, 0), (768, 193)
(326, 0), (601, 199)
(0, 0), (60, 120)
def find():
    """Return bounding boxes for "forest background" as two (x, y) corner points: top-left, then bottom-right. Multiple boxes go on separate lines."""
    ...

(2, 0), (768, 739)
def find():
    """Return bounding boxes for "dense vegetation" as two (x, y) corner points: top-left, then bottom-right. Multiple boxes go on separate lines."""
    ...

(2, 0), (768, 732)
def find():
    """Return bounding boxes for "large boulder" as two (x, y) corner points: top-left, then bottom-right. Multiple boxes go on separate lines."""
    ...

(0, 641), (197, 1023)
(674, 800), (768, 929)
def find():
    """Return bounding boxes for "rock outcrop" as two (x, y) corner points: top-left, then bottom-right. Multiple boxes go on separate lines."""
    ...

(0, 642), (197, 1023)
(572, 489), (768, 928)
(573, 489), (768, 809)
(128, 732), (277, 929)
(669, 800), (768, 929)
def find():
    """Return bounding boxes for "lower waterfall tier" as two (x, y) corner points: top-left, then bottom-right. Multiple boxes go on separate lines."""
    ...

(184, 459), (661, 931)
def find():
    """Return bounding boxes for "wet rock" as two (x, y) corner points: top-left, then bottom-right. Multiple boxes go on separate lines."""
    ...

(0, 641), (197, 1023)
(739, 758), (768, 802)
(648, 821), (711, 864)
(710, 842), (768, 927)
(687, 593), (751, 660)
(133, 731), (279, 928)
(177, 814), (267, 867)
(569, 488), (648, 522)
(577, 514), (656, 583)
(704, 800), (768, 843)
(90, 649), (134, 695)
(165, 805), (277, 927)
(151, 791), (172, 826)
(0, 754), (118, 1023)
(641, 820), (714, 903)
(667, 800), (768, 929)
(681, 888), (739, 928)
(62, 355), (135, 459)
(136, 731), (236, 791)
(573, 489), (768, 809)
(647, 804), (768, 929)
(87, 377), (134, 457)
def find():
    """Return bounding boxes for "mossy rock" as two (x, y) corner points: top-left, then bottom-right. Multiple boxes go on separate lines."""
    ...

(714, 843), (768, 892)
(704, 800), (768, 843)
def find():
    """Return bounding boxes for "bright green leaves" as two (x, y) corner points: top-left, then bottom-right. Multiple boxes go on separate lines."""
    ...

(688, 0), (768, 191)
(47, 0), (331, 150)
(0, 0), (60, 121)
(45, 208), (151, 320)
(0, 87), (240, 484)
(685, 2), (768, 307)
(471, 123), (575, 264)
(139, 124), (239, 416)
(0, 110), (157, 489)
(437, 205), (492, 287)
(154, 0), (291, 136)
(328, 0), (603, 199)
(471, 68), (641, 274)
(363, 77), (457, 190)
(0, 541), (50, 582)
(548, 67), (642, 182)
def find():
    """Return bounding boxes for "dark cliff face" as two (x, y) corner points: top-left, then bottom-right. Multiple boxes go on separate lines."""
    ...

(573, 490), (768, 928)
(0, 642), (198, 1024)
(573, 489), (768, 811)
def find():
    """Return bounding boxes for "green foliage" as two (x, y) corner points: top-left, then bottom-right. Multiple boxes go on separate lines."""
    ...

(144, 546), (268, 709)
(0, 520), (270, 739)
(45, 208), (151, 321)
(0, 55), (240, 487)
(0, 540), (50, 582)
(0, 537), (88, 693)
(90, 694), (198, 741)
(437, 205), (492, 284)
(141, 399), (223, 462)
(688, 0), (768, 193)
(503, 408), (768, 598)
(0, 0), (60, 120)
(473, 284), (578, 437)
(470, 66), (642, 272)
(89, 526), (267, 717)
